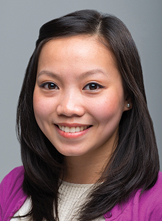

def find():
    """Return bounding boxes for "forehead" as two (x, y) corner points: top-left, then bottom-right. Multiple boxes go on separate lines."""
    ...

(38, 35), (118, 71)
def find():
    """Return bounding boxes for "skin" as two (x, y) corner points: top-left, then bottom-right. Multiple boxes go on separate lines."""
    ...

(33, 35), (130, 184)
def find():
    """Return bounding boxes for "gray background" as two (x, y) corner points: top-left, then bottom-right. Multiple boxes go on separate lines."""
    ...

(0, 0), (162, 182)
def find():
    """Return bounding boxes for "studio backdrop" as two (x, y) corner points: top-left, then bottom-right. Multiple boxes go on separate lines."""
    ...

(0, 0), (162, 181)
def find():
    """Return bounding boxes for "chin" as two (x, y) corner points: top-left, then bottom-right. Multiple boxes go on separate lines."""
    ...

(57, 148), (88, 157)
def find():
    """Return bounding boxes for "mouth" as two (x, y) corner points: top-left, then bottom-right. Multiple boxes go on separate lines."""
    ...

(55, 124), (92, 133)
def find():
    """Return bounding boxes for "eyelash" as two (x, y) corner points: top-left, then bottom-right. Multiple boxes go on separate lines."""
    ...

(40, 82), (103, 91)
(40, 82), (59, 90)
(83, 82), (104, 90)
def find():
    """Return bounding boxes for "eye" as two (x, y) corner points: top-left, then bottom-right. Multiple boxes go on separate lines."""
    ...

(83, 82), (104, 90)
(40, 82), (59, 90)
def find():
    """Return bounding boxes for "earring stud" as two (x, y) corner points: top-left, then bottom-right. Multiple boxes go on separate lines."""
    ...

(127, 103), (130, 108)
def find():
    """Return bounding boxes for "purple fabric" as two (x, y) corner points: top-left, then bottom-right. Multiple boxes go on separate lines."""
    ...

(0, 167), (27, 220)
(1, 166), (162, 221)
(103, 172), (162, 220)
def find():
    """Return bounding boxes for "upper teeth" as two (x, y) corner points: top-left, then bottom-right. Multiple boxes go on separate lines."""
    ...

(58, 125), (88, 133)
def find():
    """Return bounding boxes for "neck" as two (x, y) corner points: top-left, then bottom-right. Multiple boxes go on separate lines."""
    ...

(63, 149), (112, 184)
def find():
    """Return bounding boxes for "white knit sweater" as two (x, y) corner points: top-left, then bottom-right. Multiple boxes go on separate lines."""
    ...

(12, 181), (105, 221)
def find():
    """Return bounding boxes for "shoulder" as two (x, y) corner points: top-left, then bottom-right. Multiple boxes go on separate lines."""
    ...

(141, 171), (162, 203)
(130, 171), (162, 220)
(0, 166), (25, 193)
(0, 166), (27, 220)
(139, 171), (162, 208)
(104, 172), (162, 221)
(1, 166), (24, 181)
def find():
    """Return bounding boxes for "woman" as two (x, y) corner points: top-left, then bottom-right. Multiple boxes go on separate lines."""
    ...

(0, 9), (162, 221)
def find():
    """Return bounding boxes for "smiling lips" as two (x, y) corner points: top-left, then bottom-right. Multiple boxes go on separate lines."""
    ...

(55, 124), (92, 133)
(55, 124), (92, 138)
(58, 125), (90, 133)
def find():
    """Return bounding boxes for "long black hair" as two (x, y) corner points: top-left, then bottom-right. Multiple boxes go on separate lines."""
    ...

(16, 9), (159, 221)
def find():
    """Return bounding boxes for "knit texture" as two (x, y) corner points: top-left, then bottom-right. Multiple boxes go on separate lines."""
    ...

(1, 167), (162, 221)
(11, 180), (105, 221)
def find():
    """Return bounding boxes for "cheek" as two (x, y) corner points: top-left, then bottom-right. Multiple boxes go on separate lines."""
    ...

(89, 91), (125, 123)
(33, 91), (53, 122)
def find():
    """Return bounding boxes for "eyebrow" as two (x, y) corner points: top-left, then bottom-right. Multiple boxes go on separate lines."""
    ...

(37, 71), (60, 80)
(37, 69), (106, 79)
(77, 69), (106, 80)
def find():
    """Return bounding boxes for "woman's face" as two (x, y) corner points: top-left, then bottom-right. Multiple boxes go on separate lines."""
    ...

(33, 35), (129, 159)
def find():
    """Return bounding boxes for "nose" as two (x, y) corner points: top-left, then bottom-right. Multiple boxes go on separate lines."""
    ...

(56, 91), (85, 117)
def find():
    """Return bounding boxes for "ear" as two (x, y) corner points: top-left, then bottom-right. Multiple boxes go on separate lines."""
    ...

(123, 96), (132, 112)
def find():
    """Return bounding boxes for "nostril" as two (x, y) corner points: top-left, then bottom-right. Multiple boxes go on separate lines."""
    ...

(56, 99), (85, 117)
